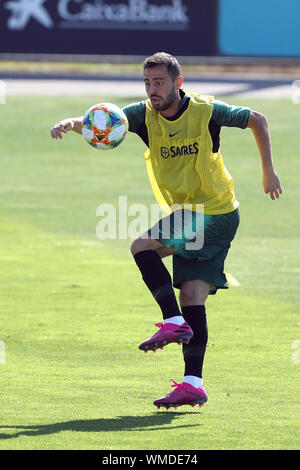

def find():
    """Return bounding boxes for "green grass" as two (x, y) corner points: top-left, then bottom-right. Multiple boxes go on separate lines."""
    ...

(0, 95), (299, 450)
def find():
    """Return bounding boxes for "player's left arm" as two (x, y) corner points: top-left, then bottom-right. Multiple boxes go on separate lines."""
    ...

(247, 110), (282, 200)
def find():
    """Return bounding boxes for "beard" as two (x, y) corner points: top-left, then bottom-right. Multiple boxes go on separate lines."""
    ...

(150, 89), (177, 111)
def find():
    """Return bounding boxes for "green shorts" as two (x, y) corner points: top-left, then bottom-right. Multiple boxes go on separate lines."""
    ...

(148, 208), (240, 295)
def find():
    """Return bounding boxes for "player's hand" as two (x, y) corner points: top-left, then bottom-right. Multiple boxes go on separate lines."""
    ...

(50, 119), (74, 139)
(263, 170), (282, 200)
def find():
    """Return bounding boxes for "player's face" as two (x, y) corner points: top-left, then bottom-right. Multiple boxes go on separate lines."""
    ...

(144, 65), (182, 112)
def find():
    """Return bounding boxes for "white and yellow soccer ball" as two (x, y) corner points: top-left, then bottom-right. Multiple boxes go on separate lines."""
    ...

(82, 103), (128, 150)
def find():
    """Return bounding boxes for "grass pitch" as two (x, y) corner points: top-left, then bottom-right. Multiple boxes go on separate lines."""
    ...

(0, 94), (299, 450)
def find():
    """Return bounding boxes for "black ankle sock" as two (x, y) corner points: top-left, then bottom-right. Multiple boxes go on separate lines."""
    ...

(181, 305), (208, 379)
(133, 250), (182, 320)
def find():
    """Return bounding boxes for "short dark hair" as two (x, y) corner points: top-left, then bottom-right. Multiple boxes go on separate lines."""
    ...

(143, 52), (182, 81)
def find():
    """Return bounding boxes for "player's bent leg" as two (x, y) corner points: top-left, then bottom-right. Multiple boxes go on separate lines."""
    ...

(131, 233), (189, 352)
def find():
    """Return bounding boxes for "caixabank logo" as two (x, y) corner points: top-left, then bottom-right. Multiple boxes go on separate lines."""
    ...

(4, 0), (189, 31)
(0, 1), (218, 56)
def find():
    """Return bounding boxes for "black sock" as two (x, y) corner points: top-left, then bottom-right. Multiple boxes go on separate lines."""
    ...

(133, 250), (182, 320)
(181, 305), (208, 379)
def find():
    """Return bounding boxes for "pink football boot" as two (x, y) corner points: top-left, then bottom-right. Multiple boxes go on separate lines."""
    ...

(154, 379), (208, 410)
(139, 322), (193, 352)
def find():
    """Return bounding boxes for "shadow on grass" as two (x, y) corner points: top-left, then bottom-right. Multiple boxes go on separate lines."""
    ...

(0, 412), (203, 439)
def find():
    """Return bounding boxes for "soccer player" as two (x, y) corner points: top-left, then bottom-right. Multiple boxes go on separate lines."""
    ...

(50, 52), (282, 410)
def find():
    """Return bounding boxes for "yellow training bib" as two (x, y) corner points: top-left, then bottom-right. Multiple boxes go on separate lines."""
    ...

(144, 91), (239, 215)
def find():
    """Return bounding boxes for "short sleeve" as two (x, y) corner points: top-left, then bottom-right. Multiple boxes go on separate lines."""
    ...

(212, 100), (251, 129)
(122, 101), (146, 133)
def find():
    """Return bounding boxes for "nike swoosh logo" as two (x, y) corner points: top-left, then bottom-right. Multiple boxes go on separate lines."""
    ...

(169, 130), (181, 138)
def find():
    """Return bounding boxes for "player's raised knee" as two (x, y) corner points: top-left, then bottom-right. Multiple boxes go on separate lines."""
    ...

(131, 236), (162, 256)
(131, 237), (150, 255)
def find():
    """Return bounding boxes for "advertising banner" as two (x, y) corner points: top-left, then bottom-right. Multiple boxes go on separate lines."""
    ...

(0, 0), (218, 56)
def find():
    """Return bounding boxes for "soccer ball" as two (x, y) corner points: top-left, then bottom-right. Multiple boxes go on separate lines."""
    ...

(82, 103), (128, 150)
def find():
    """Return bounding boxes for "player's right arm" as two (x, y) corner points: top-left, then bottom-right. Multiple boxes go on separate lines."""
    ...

(50, 101), (146, 140)
(50, 117), (83, 139)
